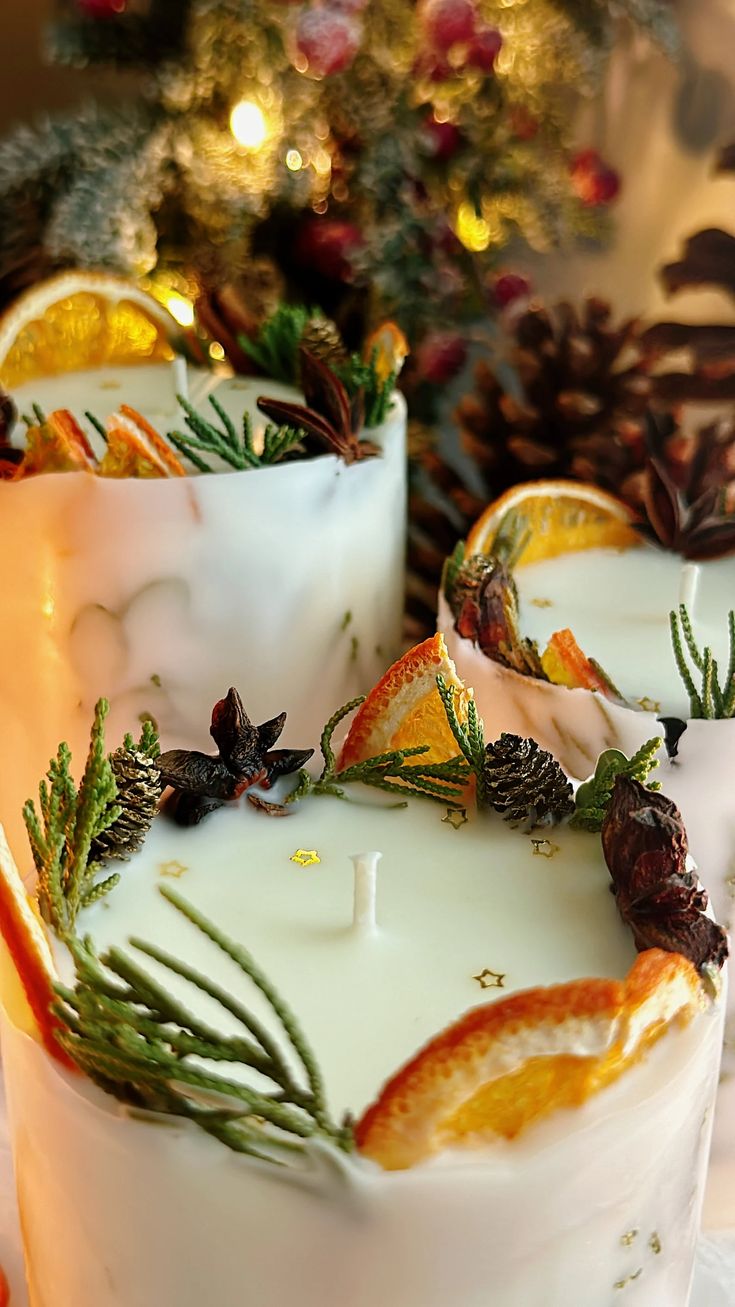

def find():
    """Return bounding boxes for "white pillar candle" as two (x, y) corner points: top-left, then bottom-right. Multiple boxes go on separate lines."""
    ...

(171, 354), (189, 407)
(0, 793), (724, 1307)
(0, 365), (406, 854)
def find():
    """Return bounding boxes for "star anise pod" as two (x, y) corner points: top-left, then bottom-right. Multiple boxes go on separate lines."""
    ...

(257, 348), (376, 465)
(643, 449), (735, 560)
(159, 688), (313, 826)
(601, 776), (728, 973)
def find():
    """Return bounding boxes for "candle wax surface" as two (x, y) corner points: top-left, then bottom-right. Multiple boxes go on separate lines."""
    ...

(514, 545), (735, 716)
(63, 791), (637, 1118)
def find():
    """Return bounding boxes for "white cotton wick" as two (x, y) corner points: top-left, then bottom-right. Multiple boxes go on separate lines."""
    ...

(350, 851), (381, 934)
(172, 356), (189, 408)
(678, 561), (701, 617)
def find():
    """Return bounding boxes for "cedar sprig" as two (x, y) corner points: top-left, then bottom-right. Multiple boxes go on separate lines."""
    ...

(670, 605), (735, 718)
(167, 394), (305, 472)
(436, 674), (487, 804)
(571, 738), (662, 832)
(286, 695), (469, 806)
(336, 351), (396, 428)
(241, 304), (315, 384)
(54, 885), (353, 1165)
(24, 699), (121, 936)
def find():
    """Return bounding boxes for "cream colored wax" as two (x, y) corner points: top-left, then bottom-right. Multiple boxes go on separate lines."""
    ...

(0, 791), (725, 1307)
(0, 364), (406, 853)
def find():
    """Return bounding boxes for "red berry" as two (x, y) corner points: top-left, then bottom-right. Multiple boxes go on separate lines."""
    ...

(493, 273), (531, 308)
(296, 9), (361, 77)
(77, 0), (126, 13)
(294, 218), (364, 281)
(415, 332), (467, 384)
(422, 0), (476, 50)
(424, 115), (462, 161)
(466, 27), (502, 72)
(570, 149), (621, 206)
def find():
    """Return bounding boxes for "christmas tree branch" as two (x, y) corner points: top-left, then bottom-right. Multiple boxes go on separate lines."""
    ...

(670, 605), (735, 719)
(571, 738), (662, 831)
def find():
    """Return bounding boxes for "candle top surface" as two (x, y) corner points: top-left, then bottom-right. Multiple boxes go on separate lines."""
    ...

(514, 544), (735, 716)
(59, 791), (636, 1118)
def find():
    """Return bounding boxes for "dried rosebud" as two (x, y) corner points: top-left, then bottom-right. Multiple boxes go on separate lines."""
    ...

(602, 776), (728, 973)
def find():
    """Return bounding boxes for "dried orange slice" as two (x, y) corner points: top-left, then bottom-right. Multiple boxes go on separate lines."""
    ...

(541, 628), (613, 695)
(0, 271), (179, 389)
(0, 826), (74, 1070)
(363, 321), (409, 381)
(356, 949), (703, 1170)
(465, 479), (640, 566)
(339, 634), (470, 770)
(99, 406), (186, 479)
(19, 409), (96, 477)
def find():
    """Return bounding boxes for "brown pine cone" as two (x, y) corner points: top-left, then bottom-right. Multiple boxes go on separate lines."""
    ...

(483, 734), (574, 830)
(91, 746), (161, 863)
(299, 316), (348, 371)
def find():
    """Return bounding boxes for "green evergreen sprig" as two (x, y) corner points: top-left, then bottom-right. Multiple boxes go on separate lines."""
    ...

(286, 696), (469, 807)
(436, 675), (487, 805)
(241, 304), (315, 384)
(441, 540), (466, 600)
(670, 605), (735, 719)
(23, 699), (121, 936)
(167, 395), (305, 473)
(54, 886), (353, 1164)
(336, 351), (396, 428)
(570, 738), (662, 832)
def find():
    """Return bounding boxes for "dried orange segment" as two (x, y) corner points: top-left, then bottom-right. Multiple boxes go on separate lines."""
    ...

(118, 405), (186, 477)
(541, 628), (612, 694)
(364, 321), (409, 381)
(0, 271), (178, 389)
(99, 424), (172, 479)
(355, 949), (702, 1170)
(339, 634), (470, 770)
(19, 409), (96, 477)
(465, 479), (640, 566)
(0, 826), (74, 1070)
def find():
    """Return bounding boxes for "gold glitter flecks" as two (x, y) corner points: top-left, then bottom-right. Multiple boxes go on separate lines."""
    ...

(158, 860), (188, 879)
(473, 968), (505, 990)
(530, 597), (553, 608)
(620, 1230), (638, 1247)
(531, 838), (560, 858)
(636, 696), (661, 713)
(290, 848), (321, 867)
(648, 1233), (662, 1255)
(614, 1268), (642, 1290)
(442, 807), (468, 830)
(726, 875), (735, 898)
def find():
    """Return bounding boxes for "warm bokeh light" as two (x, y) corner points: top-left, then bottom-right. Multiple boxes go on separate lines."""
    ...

(455, 202), (491, 252)
(160, 291), (195, 328)
(230, 100), (269, 150)
(286, 149), (303, 172)
(209, 341), (226, 361)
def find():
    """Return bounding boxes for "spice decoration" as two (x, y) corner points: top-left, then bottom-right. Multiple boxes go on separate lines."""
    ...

(159, 688), (314, 826)
(90, 721), (160, 863)
(482, 735), (575, 830)
(601, 777), (728, 973)
(644, 440), (735, 562)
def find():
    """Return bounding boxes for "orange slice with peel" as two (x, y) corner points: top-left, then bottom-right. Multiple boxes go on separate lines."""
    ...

(0, 271), (179, 389)
(339, 634), (470, 770)
(0, 826), (74, 1071)
(99, 406), (186, 479)
(465, 479), (640, 567)
(18, 409), (96, 477)
(541, 628), (614, 695)
(356, 949), (703, 1170)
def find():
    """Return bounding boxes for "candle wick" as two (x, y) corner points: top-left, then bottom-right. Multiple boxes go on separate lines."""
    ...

(350, 851), (380, 934)
(678, 561), (700, 617)
(172, 356), (189, 410)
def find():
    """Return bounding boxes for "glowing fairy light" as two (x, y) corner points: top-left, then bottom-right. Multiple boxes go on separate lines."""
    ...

(160, 291), (195, 328)
(455, 201), (491, 252)
(209, 342), (226, 362)
(286, 149), (303, 171)
(230, 100), (269, 150)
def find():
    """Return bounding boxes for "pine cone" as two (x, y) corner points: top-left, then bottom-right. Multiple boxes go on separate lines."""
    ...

(299, 316), (348, 371)
(483, 734), (574, 829)
(455, 298), (654, 505)
(91, 746), (161, 862)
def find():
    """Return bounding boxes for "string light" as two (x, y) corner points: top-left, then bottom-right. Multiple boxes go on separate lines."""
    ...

(230, 100), (269, 150)
(286, 149), (303, 171)
(209, 342), (226, 362)
(455, 202), (491, 253)
(160, 291), (195, 328)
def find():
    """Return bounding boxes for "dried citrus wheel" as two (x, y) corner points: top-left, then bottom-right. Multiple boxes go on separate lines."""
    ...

(0, 826), (74, 1070)
(339, 634), (470, 770)
(355, 949), (703, 1171)
(99, 406), (186, 479)
(20, 409), (96, 477)
(465, 479), (640, 566)
(0, 271), (179, 389)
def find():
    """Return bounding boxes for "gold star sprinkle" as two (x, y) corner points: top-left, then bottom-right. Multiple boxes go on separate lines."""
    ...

(620, 1230), (638, 1247)
(290, 849), (321, 867)
(158, 860), (188, 879)
(530, 597), (553, 608)
(442, 807), (468, 829)
(648, 1233), (661, 1255)
(473, 968), (505, 990)
(531, 839), (560, 858)
(613, 1269), (642, 1290)
(636, 696), (661, 713)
